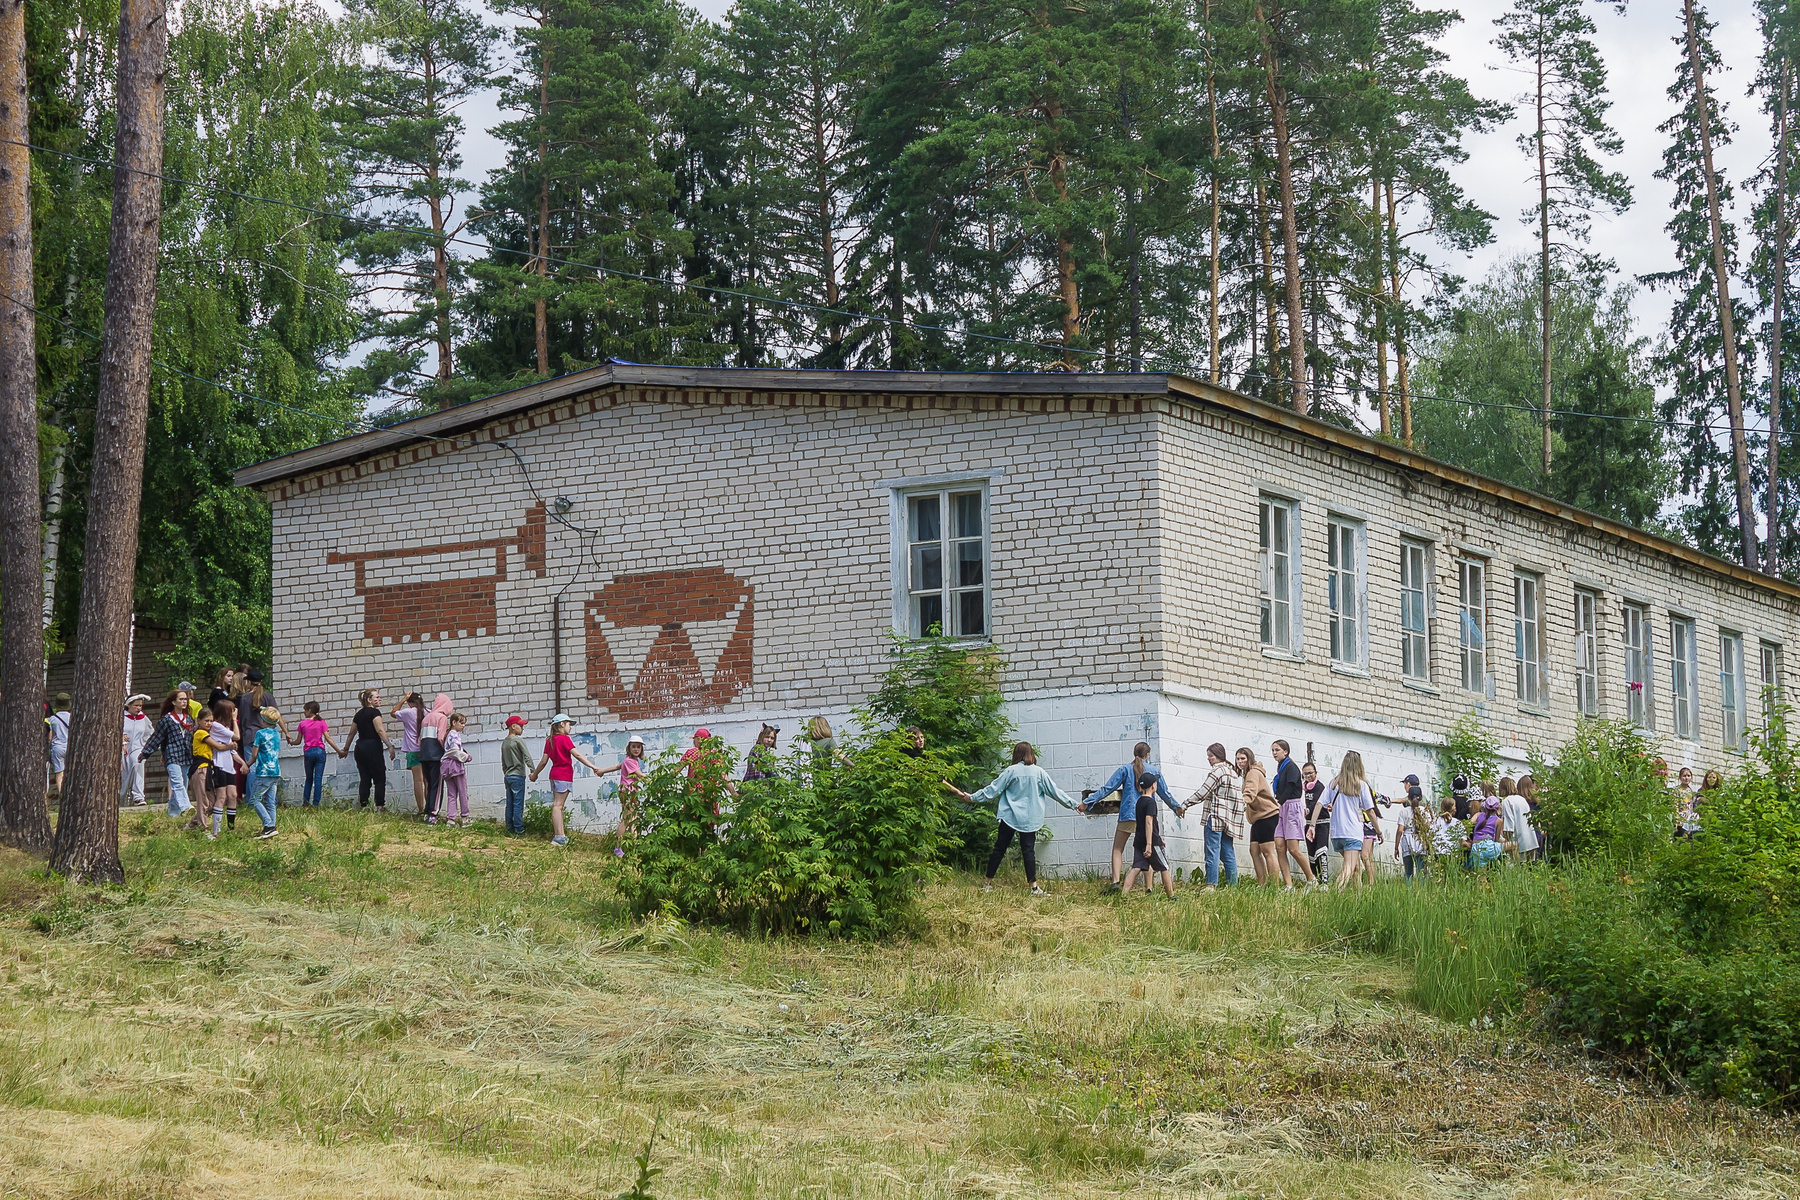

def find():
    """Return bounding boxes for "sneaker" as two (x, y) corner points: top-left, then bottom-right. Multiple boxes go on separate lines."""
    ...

(204, 831), (216, 841)
(1102, 881), (1122, 895)
(552, 834), (568, 846)
(255, 826), (278, 840)
(982, 882), (993, 894)
(1201, 884), (1217, 893)
(1029, 884), (1049, 897)
(426, 816), (437, 825)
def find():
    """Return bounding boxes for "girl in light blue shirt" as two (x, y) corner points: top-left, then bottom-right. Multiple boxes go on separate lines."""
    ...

(951, 742), (1077, 896)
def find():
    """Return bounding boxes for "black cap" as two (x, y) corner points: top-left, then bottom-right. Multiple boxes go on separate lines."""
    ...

(1452, 773), (1470, 796)
(1136, 770), (1161, 788)
(246, 668), (264, 683)
(1403, 773), (1421, 786)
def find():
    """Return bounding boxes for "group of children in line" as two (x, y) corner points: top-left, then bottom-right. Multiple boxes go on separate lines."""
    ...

(954, 736), (1563, 897)
(119, 672), (1728, 874)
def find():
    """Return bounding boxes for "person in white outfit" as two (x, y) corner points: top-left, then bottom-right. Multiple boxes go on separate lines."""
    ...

(119, 693), (155, 806)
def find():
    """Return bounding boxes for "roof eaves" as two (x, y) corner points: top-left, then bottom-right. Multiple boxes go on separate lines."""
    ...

(231, 365), (1171, 488)
(1163, 375), (1800, 603)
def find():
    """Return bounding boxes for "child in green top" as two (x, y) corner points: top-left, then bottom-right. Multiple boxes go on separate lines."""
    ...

(501, 716), (530, 835)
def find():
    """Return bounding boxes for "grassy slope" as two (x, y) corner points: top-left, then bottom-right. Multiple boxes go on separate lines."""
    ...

(0, 810), (1794, 1199)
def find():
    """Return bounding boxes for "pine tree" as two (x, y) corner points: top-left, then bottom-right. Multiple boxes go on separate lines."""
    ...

(338, 0), (496, 410)
(1644, 0), (1760, 567)
(1752, 0), (1800, 576)
(1494, 0), (1630, 475)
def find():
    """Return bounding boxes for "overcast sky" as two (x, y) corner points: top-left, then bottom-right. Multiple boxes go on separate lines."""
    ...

(454, 0), (1772, 363)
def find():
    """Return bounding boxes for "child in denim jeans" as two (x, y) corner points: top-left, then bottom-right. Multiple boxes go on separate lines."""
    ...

(500, 716), (530, 834)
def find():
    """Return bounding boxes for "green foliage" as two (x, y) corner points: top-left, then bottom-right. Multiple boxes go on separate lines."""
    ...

(1530, 719), (1669, 864)
(1436, 710), (1499, 798)
(1414, 256), (1667, 522)
(864, 633), (1013, 870)
(621, 733), (950, 937)
(1644, 706), (1800, 955)
(1550, 343), (1670, 527)
(1311, 868), (1555, 1022)
(611, 1130), (663, 1199)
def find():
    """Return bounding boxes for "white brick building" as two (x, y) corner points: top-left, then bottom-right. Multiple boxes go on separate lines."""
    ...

(236, 366), (1800, 874)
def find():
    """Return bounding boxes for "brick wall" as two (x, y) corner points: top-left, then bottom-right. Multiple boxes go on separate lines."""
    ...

(266, 386), (1161, 796)
(258, 379), (1800, 867)
(1156, 399), (1800, 783)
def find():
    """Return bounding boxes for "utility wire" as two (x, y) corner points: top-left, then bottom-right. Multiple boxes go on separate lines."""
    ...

(8, 136), (1109, 364)
(14, 137), (1761, 440)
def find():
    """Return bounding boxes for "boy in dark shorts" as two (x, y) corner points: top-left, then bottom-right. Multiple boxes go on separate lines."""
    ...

(1121, 771), (1177, 899)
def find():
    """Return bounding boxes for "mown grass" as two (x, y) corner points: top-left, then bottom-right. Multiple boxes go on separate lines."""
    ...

(0, 810), (1794, 1198)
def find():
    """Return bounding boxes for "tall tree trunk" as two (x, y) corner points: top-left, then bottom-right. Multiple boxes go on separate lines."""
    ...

(1536, 29), (1554, 477)
(1771, 57), (1789, 577)
(1386, 180), (1412, 445)
(534, 53), (549, 378)
(1258, 0), (1307, 413)
(50, 0), (167, 884)
(812, 70), (841, 365)
(1373, 171), (1388, 435)
(1257, 176), (1279, 387)
(0, 0), (50, 852)
(1683, 0), (1758, 569)
(1048, 129), (1081, 372)
(1205, 0), (1220, 384)
(423, 47), (453, 393)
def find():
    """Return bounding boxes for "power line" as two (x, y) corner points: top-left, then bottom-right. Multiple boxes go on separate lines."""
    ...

(7, 136), (1109, 365)
(15, 136), (1763, 441)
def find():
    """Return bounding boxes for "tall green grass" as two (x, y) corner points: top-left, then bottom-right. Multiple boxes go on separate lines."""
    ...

(1307, 871), (1565, 1023)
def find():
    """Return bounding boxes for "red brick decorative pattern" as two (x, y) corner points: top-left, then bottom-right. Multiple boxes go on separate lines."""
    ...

(327, 503), (547, 644)
(586, 567), (754, 719)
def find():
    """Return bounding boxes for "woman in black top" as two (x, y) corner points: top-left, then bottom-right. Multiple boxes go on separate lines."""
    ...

(348, 687), (394, 809)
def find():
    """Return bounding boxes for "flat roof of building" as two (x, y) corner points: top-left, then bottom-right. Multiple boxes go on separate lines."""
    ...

(232, 363), (1800, 602)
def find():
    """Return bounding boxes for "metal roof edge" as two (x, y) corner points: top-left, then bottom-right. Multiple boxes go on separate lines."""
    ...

(1162, 375), (1800, 603)
(230, 365), (1171, 489)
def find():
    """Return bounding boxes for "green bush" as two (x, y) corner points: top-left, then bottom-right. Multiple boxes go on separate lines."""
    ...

(1437, 710), (1499, 797)
(1530, 718), (1669, 864)
(1536, 883), (1800, 1108)
(865, 632), (1015, 870)
(1528, 711), (1800, 1107)
(620, 731), (951, 937)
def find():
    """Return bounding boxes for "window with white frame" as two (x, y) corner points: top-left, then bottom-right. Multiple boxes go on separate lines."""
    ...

(1760, 640), (1783, 727)
(1327, 517), (1365, 667)
(1400, 540), (1431, 681)
(1721, 630), (1746, 752)
(1259, 495), (1300, 652)
(1574, 589), (1600, 717)
(1670, 615), (1699, 740)
(1622, 602), (1651, 728)
(900, 487), (987, 638)
(1457, 558), (1487, 694)
(1514, 572), (1547, 707)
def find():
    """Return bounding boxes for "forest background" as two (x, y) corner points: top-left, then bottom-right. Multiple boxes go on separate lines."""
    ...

(20, 0), (1800, 677)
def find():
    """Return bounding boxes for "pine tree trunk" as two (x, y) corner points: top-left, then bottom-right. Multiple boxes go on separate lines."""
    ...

(1373, 172), (1388, 436)
(1257, 176), (1279, 388)
(534, 51), (549, 378)
(1771, 58), (1789, 577)
(1684, 0), (1759, 570)
(1387, 180), (1412, 445)
(1258, 1), (1307, 413)
(1205, 0), (1220, 384)
(423, 45), (453, 394)
(1536, 30), (1553, 478)
(51, 0), (166, 883)
(0, 0), (50, 853)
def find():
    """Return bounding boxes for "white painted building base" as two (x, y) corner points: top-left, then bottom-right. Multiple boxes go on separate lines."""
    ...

(278, 686), (1541, 878)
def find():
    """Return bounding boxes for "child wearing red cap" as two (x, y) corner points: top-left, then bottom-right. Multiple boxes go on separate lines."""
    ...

(501, 716), (530, 835)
